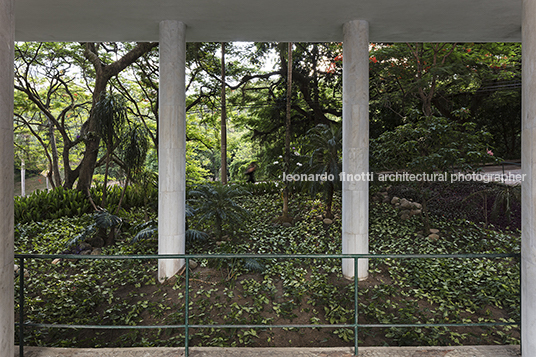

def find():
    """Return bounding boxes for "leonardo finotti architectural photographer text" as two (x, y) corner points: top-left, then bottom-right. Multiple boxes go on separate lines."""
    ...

(282, 171), (525, 184)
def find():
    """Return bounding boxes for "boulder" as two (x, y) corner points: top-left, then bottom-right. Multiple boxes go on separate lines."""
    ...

(322, 218), (333, 225)
(428, 233), (440, 242)
(282, 222), (292, 227)
(189, 260), (198, 269)
(391, 196), (400, 205)
(80, 249), (92, 255)
(430, 228), (440, 234)
(400, 210), (412, 220)
(399, 198), (413, 210)
(79, 242), (92, 251)
(91, 248), (102, 255)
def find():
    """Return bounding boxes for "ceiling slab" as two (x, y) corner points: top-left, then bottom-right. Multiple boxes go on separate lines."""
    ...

(14, 0), (521, 42)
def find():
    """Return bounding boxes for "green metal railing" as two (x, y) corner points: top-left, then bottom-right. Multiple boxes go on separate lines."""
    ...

(15, 252), (521, 357)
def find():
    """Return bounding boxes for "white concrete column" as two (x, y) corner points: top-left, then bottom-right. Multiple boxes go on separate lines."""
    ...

(522, 0), (536, 352)
(158, 20), (186, 282)
(342, 20), (369, 280)
(0, 0), (14, 353)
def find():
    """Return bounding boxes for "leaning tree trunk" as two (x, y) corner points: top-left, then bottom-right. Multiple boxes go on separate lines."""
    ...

(76, 71), (107, 194)
(48, 118), (62, 188)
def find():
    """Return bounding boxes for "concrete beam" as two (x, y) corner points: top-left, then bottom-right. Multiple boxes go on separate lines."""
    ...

(158, 20), (186, 282)
(0, 0), (14, 353)
(522, 0), (536, 353)
(342, 20), (369, 280)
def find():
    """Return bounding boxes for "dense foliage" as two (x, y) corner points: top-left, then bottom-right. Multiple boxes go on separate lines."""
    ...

(13, 40), (522, 350)
(14, 42), (520, 193)
(15, 187), (519, 348)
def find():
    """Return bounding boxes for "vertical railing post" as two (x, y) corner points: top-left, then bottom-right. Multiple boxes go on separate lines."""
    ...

(185, 256), (190, 357)
(19, 257), (24, 357)
(354, 256), (359, 356)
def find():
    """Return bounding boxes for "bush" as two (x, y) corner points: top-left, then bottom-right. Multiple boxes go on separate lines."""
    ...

(15, 183), (159, 225)
(15, 187), (92, 224)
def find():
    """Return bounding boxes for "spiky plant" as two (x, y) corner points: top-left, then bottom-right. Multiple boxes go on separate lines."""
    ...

(188, 183), (250, 239)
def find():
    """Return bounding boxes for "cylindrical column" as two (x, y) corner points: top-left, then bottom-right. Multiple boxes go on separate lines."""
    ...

(522, 0), (536, 352)
(0, 0), (14, 353)
(342, 20), (369, 280)
(158, 20), (186, 282)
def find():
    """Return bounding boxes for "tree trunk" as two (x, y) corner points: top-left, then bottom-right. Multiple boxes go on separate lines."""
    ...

(21, 159), (26, 197)
(62, 143), (80, 189)
(282, 42), (293, 218)
(221, 42), (228, 184)
(76, 70), (108, 193)
(421, 196), (431, 234)
(48, 118), (62, 187)
(325, 182), (334, 219)
(101, 148), (112, 208)
(115, 174), (130, 215)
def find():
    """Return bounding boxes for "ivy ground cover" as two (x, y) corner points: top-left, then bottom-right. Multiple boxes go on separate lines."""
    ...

(14, 191), (520, 348)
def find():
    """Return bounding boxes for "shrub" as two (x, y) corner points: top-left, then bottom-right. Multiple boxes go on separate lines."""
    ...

(15, 187), (92, 224)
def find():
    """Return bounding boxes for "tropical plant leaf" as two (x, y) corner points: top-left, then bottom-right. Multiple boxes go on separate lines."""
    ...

(186, 229), (208, 245)
(132, 226), (157, 243)
(66, 223), (96, 248)
(94, 210), (122, 229)
(244, 258), (265, 273)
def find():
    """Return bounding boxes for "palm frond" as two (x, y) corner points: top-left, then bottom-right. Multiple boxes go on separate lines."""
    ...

(132, 225), (157, 243)
(95, 210), (122, 229)
(186, 229), (208, 245)
(244, 258), (266, 273)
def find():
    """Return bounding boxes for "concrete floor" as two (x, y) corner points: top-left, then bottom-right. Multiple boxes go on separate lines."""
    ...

(14, 345), (521, 357)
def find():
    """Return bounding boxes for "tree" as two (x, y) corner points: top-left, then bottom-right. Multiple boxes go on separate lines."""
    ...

(14, 42), (91, 188)
(237, 42), (344, 181)
(115, 123), (150, 214)
(92, 91), (128, 207)
(77, 42), (158, 193)
(282, 42), (293, 220)
(366, 42), (521, 147)
(14, 42), (158, 191)
(371, 116), (496, 233)
(298, 124), (342, 219)
(221, 42), (228, 184)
